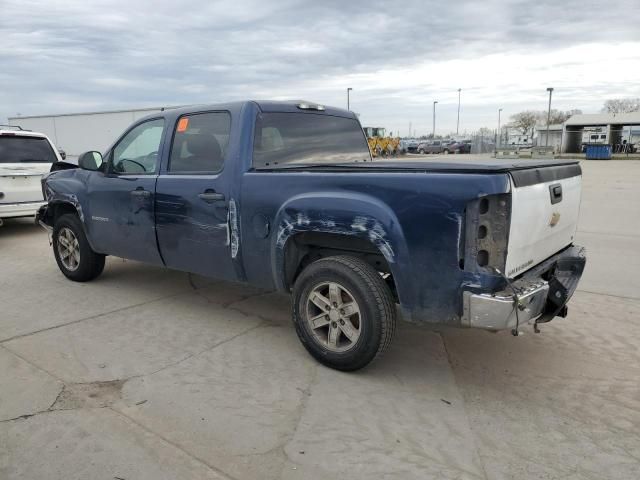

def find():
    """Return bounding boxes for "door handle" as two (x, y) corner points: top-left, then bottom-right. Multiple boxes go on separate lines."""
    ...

(130, 188), (151, 198)
(549, 183), (562, 204)
(198, 190), (225, 202)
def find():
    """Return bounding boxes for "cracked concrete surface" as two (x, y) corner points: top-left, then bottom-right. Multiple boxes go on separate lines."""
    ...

(0, 160), (639, 479)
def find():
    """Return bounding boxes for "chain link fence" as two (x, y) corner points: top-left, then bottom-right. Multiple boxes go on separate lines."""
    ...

(468, 130), (497, 154)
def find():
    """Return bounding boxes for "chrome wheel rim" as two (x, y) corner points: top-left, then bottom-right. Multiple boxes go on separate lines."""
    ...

(57, 227), (80, 271)
(305, 282), (361, 352)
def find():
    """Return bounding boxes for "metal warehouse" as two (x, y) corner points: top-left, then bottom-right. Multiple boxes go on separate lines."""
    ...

(8, 106), (180, 160)
(562, 112), (640, 153)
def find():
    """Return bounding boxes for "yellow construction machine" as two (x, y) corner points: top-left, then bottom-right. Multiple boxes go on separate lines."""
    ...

(362, 127), (401, 157)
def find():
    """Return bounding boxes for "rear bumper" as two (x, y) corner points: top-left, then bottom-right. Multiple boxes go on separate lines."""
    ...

(0, 200), (46, 219)
(461, 245), (586, 331)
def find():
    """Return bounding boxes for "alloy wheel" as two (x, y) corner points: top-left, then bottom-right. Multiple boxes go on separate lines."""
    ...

(305, 281), (361, 352)
(57, 227), (81, 271)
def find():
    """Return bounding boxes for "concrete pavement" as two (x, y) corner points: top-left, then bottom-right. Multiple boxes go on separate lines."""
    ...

(1, 160), (638, 479)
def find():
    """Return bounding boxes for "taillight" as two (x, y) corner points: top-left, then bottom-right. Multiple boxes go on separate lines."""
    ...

(462, 194), (511, 273)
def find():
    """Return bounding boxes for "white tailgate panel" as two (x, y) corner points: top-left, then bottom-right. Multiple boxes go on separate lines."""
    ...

(0, 164), (49, 204)
(506, 174), (581, 277)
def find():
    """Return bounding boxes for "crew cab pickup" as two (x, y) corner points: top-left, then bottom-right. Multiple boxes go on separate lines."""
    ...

(37, 101), (586, 371)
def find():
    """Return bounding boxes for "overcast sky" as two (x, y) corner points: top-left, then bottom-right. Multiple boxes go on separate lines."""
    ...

(2, 0), (640, 135)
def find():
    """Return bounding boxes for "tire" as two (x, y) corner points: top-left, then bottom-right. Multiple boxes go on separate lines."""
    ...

(292, 256), (396, 371)
(443, 149), (450, 154)
(53, 213), (105, 282)
(418, 149), (424, 154)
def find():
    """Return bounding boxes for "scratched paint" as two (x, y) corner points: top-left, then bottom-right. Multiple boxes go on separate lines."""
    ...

(46, 186), (85, 223)
(277, 211), (395, 263)
(350, 215), (395, 261)
(229, 199), (240, 258)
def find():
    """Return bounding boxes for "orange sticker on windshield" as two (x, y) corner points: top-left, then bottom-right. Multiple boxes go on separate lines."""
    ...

(177, 117), (189, 132)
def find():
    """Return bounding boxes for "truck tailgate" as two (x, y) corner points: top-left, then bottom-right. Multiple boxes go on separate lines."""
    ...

(505, 166), (581, 277)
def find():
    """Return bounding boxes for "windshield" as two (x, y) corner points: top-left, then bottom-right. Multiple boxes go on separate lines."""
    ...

(0, 135), (57, 163)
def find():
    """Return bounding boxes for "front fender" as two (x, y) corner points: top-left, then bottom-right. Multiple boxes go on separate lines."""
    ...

(42, 170), (96, 250)
(271, 190), (410, 292)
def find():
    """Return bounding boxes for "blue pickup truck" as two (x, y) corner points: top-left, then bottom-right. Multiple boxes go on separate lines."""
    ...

(37, 100), (586, 370)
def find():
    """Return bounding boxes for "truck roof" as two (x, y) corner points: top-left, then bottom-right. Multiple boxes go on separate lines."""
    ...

(146, 100), (356, 121)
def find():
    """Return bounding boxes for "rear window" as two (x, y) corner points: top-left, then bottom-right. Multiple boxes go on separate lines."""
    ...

(0, 136), (57, 163)
(252, 113), (370, 168)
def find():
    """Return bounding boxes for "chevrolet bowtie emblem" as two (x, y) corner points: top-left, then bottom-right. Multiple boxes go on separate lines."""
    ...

(549, 211), (561, 227)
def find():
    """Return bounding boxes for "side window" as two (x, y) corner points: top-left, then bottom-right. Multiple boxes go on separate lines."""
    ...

(112, 119), (164, 174)
(169, 112), (231, 174)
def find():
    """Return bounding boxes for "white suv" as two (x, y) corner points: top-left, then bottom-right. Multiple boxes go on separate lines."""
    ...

(0, 126), (62, 224)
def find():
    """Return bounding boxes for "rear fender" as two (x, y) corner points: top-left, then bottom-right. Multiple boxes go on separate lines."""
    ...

(271, 191), (409, 292)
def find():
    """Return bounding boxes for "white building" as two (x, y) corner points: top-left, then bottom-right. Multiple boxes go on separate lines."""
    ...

(535, 124), (563, 151)
(8, 106), (181, 160)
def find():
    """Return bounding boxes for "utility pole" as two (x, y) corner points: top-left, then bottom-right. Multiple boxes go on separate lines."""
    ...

(432, 101), (438, 138)
(347, 87), (352, 111)
(546, 87), (554, 147)
(498, 108), (503, 147)
(409, 121), (412, 138)
(456, 88), (461, 135)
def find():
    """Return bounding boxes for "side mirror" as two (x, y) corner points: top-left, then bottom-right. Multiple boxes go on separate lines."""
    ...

(57, 148), (67, 160)
(78, 151), (104, 171)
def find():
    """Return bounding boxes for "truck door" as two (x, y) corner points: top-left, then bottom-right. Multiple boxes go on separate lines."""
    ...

(154, 111), (237, 281)
(87, 118), (165, 265)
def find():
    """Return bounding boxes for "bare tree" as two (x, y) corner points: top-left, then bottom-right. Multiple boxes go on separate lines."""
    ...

(535, 109), (582, 125)
(510, 111), (538, 139)
(602, 98), (640, 114)
(477, 127), (494, 137)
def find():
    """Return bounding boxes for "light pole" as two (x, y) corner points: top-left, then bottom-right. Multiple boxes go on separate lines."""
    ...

(432, 100), (438, 138)
(456, 89), (461, 135)
(498, 108), (503, 147)
(347, 87), (352, 111)
(546, 87), (554, 147)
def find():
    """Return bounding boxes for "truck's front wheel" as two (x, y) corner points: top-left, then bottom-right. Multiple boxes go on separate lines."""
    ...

(292, 256), (396, 371)
(53, 214), (105, 282)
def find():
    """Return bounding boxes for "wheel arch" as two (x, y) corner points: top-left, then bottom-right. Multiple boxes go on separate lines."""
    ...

(45, 200), (98, 252)
(271, 191), (410, 302)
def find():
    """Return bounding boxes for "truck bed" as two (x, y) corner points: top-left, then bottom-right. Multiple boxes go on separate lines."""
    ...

(258, 157), (580, 174)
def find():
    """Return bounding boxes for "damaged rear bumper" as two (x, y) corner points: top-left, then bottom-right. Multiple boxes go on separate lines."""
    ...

(461, 245), (586, 331)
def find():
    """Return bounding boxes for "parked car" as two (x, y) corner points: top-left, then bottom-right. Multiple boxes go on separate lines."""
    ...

(0, 125), (62, 225)
(402, 139), (420, 153)
(37, 100), (586, 371)
(449, 140), (472, 154)
(416, 140), (454, 154)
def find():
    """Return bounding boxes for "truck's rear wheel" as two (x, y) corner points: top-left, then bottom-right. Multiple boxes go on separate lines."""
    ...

(292, 256), (396, 371)
(53, 214), (105, 282)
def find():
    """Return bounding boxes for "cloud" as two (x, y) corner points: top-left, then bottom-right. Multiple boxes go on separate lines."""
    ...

(2, 0), (639, 134)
